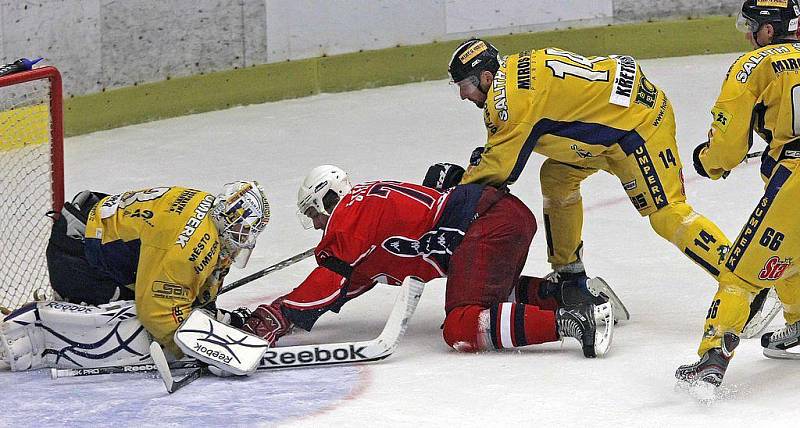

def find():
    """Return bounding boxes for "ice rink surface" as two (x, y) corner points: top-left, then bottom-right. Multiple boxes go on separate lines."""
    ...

(2, 52), (800, 427)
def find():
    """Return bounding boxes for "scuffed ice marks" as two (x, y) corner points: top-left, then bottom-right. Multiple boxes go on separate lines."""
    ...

(0, 366), (364, 425)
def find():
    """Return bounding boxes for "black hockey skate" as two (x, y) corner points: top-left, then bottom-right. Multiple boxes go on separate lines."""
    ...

(557, 304), (596, 358)
(556, 302), (615, 358)
(761, 320), (800, 359)
(543, 271), (601, 307)
(544, 271), (630, 322)
(675, 332), (740, 387)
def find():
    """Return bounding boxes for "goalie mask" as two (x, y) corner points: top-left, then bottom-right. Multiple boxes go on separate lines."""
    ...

(212, 180), (270, 267)
(297, 165), (352, 229)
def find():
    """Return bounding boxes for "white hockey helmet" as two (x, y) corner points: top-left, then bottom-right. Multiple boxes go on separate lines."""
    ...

(211, 180), (270, 267)
(296, 165), (352, 229)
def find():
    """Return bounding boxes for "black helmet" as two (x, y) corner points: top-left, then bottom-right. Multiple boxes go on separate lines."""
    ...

(448, 38), (500, 83)
(738, 0), (800, 38)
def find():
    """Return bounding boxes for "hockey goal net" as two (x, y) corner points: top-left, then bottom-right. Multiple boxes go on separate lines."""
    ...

(0, 66), (64, 311)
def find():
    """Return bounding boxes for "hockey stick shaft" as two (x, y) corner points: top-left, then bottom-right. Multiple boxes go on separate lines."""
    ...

(722, 150), (764, 179)
(51, 277), (424, 379)
(217, 247), (315, 296)
(50, 360), (199, 378)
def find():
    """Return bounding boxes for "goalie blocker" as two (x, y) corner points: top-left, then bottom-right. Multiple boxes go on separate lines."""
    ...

(173, 309), (270, 376)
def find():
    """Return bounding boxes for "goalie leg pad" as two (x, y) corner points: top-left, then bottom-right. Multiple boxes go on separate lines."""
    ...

(174, 310), (270, 376)
(1, 300), (151, 371)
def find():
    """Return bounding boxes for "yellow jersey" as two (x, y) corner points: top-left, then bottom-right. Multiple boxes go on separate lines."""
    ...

(462, 47), (670, 186)
(84, 187), (230, 354)
(698, 42), (800, 180)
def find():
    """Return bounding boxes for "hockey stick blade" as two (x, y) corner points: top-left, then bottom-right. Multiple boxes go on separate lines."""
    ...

(257, 276), (424, 370)
(167, 366), (207, 393)
(149, 342), (175, 391)
(149, 341), (207, 394)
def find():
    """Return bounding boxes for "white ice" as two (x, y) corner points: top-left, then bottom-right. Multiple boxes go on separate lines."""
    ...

(3, 52), (799, 427)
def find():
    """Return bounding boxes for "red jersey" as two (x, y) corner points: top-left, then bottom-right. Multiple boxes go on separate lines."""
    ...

(280, 181), (485, 330)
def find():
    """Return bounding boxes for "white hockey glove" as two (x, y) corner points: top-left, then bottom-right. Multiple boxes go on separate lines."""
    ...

(0, 300), (152, 371)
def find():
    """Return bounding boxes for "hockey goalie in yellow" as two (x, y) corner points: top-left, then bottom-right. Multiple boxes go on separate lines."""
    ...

(49, 182), (270, 355)
(449, 39), (732, 290)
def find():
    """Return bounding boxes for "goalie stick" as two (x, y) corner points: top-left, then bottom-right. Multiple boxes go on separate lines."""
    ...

(51, 277), (425, 386)
(152, 276), (423, 393)
(217, 247), (316, 297)
(149, 341), (207, 394)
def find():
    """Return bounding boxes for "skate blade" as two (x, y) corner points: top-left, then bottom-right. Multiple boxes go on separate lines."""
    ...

(742, 288), (781, 339)
(593, 302), (614, 356)
(763, 346), (800, 360)
(587, 277), (630, 321)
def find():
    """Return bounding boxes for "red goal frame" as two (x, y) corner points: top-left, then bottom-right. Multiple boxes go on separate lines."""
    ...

(0, 66), (64, 211)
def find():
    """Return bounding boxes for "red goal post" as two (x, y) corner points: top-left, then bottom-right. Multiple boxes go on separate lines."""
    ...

(0, 66), (64, 311)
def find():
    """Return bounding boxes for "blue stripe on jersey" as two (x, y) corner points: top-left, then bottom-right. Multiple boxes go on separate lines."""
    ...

(84, 238), (141, 287)
(761, 151), (777, 179)
(513, 304), (528, 347)
(684, 248), (721, 277)
(489, 305), (501, 349)
(508, 119), (646, 183)
(726, 164), (792, 272)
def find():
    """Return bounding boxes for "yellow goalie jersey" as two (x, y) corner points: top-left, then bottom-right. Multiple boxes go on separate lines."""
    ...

(84, 187), (230, 354)
(697, 42), (800, 180)
(462, 47), (670, 186)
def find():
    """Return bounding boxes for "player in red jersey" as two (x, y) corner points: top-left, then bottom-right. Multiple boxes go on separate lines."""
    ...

(243, 166), (615, 357)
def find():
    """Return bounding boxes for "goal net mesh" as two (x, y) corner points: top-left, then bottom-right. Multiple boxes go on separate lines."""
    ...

(0, 68), (62, 311)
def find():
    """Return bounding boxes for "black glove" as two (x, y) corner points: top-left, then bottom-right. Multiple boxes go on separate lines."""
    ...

(693, 142), (710, 178)
(469, 146), (485, 166)
(423, 163), (465, 191)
